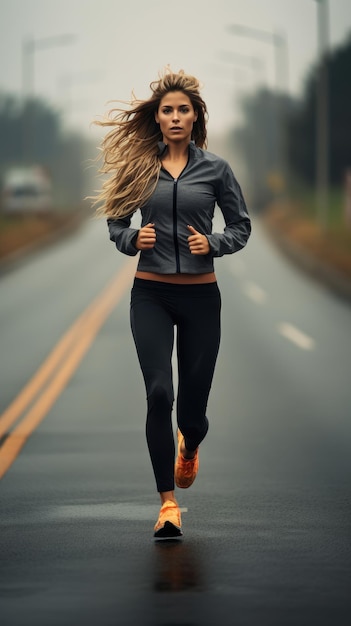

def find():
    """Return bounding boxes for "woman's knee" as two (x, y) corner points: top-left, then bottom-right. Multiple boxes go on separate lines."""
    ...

(147, 374), (174, 413)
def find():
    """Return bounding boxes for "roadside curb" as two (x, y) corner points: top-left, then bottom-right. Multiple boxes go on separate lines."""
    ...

(263, 218), (351, 304)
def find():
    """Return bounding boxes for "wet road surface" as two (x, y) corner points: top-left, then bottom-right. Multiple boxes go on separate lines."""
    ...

(1, 216), (350, 625)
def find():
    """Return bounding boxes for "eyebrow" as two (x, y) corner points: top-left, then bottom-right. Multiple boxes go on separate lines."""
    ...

(161, 103), (190, 108)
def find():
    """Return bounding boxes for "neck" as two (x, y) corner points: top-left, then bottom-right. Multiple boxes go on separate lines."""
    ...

(164, 140), (190, 160)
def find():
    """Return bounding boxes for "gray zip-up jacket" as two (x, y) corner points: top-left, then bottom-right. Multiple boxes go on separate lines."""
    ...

(107, 141), (251, 274)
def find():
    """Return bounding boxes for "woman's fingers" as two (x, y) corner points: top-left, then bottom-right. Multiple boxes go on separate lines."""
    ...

(187, 225), (197, 235)
(136, 223), (209, 254)
(136, 223), (156, 250)
(187, 225), (210, 255)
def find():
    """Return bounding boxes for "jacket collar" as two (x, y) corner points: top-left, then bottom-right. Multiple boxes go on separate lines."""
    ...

(157, 140), (197, 157)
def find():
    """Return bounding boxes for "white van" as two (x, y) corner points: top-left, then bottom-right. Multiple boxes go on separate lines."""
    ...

(1, 166), (53, 214)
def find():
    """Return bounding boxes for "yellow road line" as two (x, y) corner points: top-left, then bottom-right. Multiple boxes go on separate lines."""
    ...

(0, 258), (136, 480)
(0, 305), (91, 439)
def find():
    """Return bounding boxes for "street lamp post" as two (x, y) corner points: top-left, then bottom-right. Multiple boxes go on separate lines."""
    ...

(58, 69), (103, 129)
(218, 50), (266, 87)
(227, 24), (289, 95)
(21, 34), (77, 162)
(314, 0), (329, 229)
(22, 34), (77, 98)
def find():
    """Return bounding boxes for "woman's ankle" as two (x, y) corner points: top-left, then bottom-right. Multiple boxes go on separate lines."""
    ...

(160, 491), (177, 505)
(181, 442), (197, 460)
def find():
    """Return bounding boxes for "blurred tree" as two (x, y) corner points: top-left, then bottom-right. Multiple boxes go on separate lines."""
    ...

(0, 95), (60, 164)
(0, 94), (23, 164)
(287, 33), (351, 186)
(0, 93), (93, 208)
(231, 88), (296, 210)
(230, 32), (351, 209)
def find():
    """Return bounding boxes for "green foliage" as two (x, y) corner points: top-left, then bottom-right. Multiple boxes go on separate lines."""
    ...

(289, 181), (345, 226)
(231, 88), (296, 209)
(230, 32), (351, 211)
(288, 33), (351, 186)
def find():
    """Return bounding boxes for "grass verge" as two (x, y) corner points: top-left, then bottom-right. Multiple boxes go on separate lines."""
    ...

(263, 199), (351, 281)
(0, 209), (86, 261)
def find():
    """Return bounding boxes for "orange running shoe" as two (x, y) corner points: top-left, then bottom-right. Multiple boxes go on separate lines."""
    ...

(154, 500), (183, 540)
(175, 429), (199, 489)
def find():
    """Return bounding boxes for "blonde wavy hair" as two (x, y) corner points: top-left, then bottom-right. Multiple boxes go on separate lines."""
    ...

(93, 68), (208, 219)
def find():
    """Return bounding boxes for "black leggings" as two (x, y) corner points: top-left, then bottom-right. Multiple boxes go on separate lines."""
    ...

(130, 278), (221, 492)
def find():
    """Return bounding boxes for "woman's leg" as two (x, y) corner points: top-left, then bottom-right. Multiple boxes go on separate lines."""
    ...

(176, 283), (221, 453)
(130, 284), (176, 494)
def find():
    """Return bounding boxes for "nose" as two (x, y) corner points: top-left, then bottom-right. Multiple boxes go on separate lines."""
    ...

(172, 110), (180, 123)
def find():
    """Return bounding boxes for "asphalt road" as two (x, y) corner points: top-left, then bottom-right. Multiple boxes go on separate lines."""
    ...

(0, 215), (350, 626)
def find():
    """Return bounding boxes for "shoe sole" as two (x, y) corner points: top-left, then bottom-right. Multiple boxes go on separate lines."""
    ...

(154, 521), (183, 540)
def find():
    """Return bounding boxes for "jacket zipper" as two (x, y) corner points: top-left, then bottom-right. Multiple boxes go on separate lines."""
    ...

(172, 178), (181, 273)
(163, 155), (190, 274)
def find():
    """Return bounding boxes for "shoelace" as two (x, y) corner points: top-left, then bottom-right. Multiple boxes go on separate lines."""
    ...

(158, 503), (180, 525)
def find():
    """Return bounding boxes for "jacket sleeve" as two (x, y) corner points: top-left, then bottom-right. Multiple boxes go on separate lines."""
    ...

(107, 216), (139, 257)
(206, 160), (251, 257)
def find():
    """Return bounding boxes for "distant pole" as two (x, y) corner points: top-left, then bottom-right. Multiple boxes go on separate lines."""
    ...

(227, 24), (289, 94)
(22, 38), (35, 99)
(314, 0), (329, 229)
(273, 29), (289, 197)
(271, 30), (289, 96)
(21, 37), (35, 163)
(58, 69), (103, 129)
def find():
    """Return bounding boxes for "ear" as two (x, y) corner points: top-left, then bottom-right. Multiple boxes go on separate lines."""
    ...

(155, 111), (160, 124)
(194, 110), (198, 122)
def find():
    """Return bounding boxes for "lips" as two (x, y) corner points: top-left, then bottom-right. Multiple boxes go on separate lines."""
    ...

(170, 127), (182, 130)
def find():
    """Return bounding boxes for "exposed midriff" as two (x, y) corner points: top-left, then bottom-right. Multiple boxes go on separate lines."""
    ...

(134, 271), (216, 284)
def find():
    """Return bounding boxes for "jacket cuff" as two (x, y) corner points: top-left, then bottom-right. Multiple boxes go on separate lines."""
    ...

(206, 233), (221, 256)
(121, 229), (139, 255)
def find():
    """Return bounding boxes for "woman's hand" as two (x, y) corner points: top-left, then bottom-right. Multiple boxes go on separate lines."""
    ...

(187, 225), (210, 255)
(135, 223), (156, 250)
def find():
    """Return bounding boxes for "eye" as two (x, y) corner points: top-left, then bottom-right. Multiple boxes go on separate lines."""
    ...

(162, 107), (172, 114)
(180, 107), (190, 113)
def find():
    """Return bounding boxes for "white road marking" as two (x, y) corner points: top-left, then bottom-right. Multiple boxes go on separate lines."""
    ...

(244, 282), (267, 304)
(46, 503), (188, 521)
(278, 322), (315, 351)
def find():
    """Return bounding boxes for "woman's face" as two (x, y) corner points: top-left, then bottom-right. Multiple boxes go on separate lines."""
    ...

(155, 91), (198, 144)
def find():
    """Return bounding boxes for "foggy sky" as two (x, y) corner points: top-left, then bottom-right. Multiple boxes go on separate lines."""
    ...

(0, 0), (350, 139)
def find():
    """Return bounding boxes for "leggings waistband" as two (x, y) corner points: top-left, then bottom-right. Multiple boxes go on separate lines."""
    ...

(132, 277), (219, 295)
